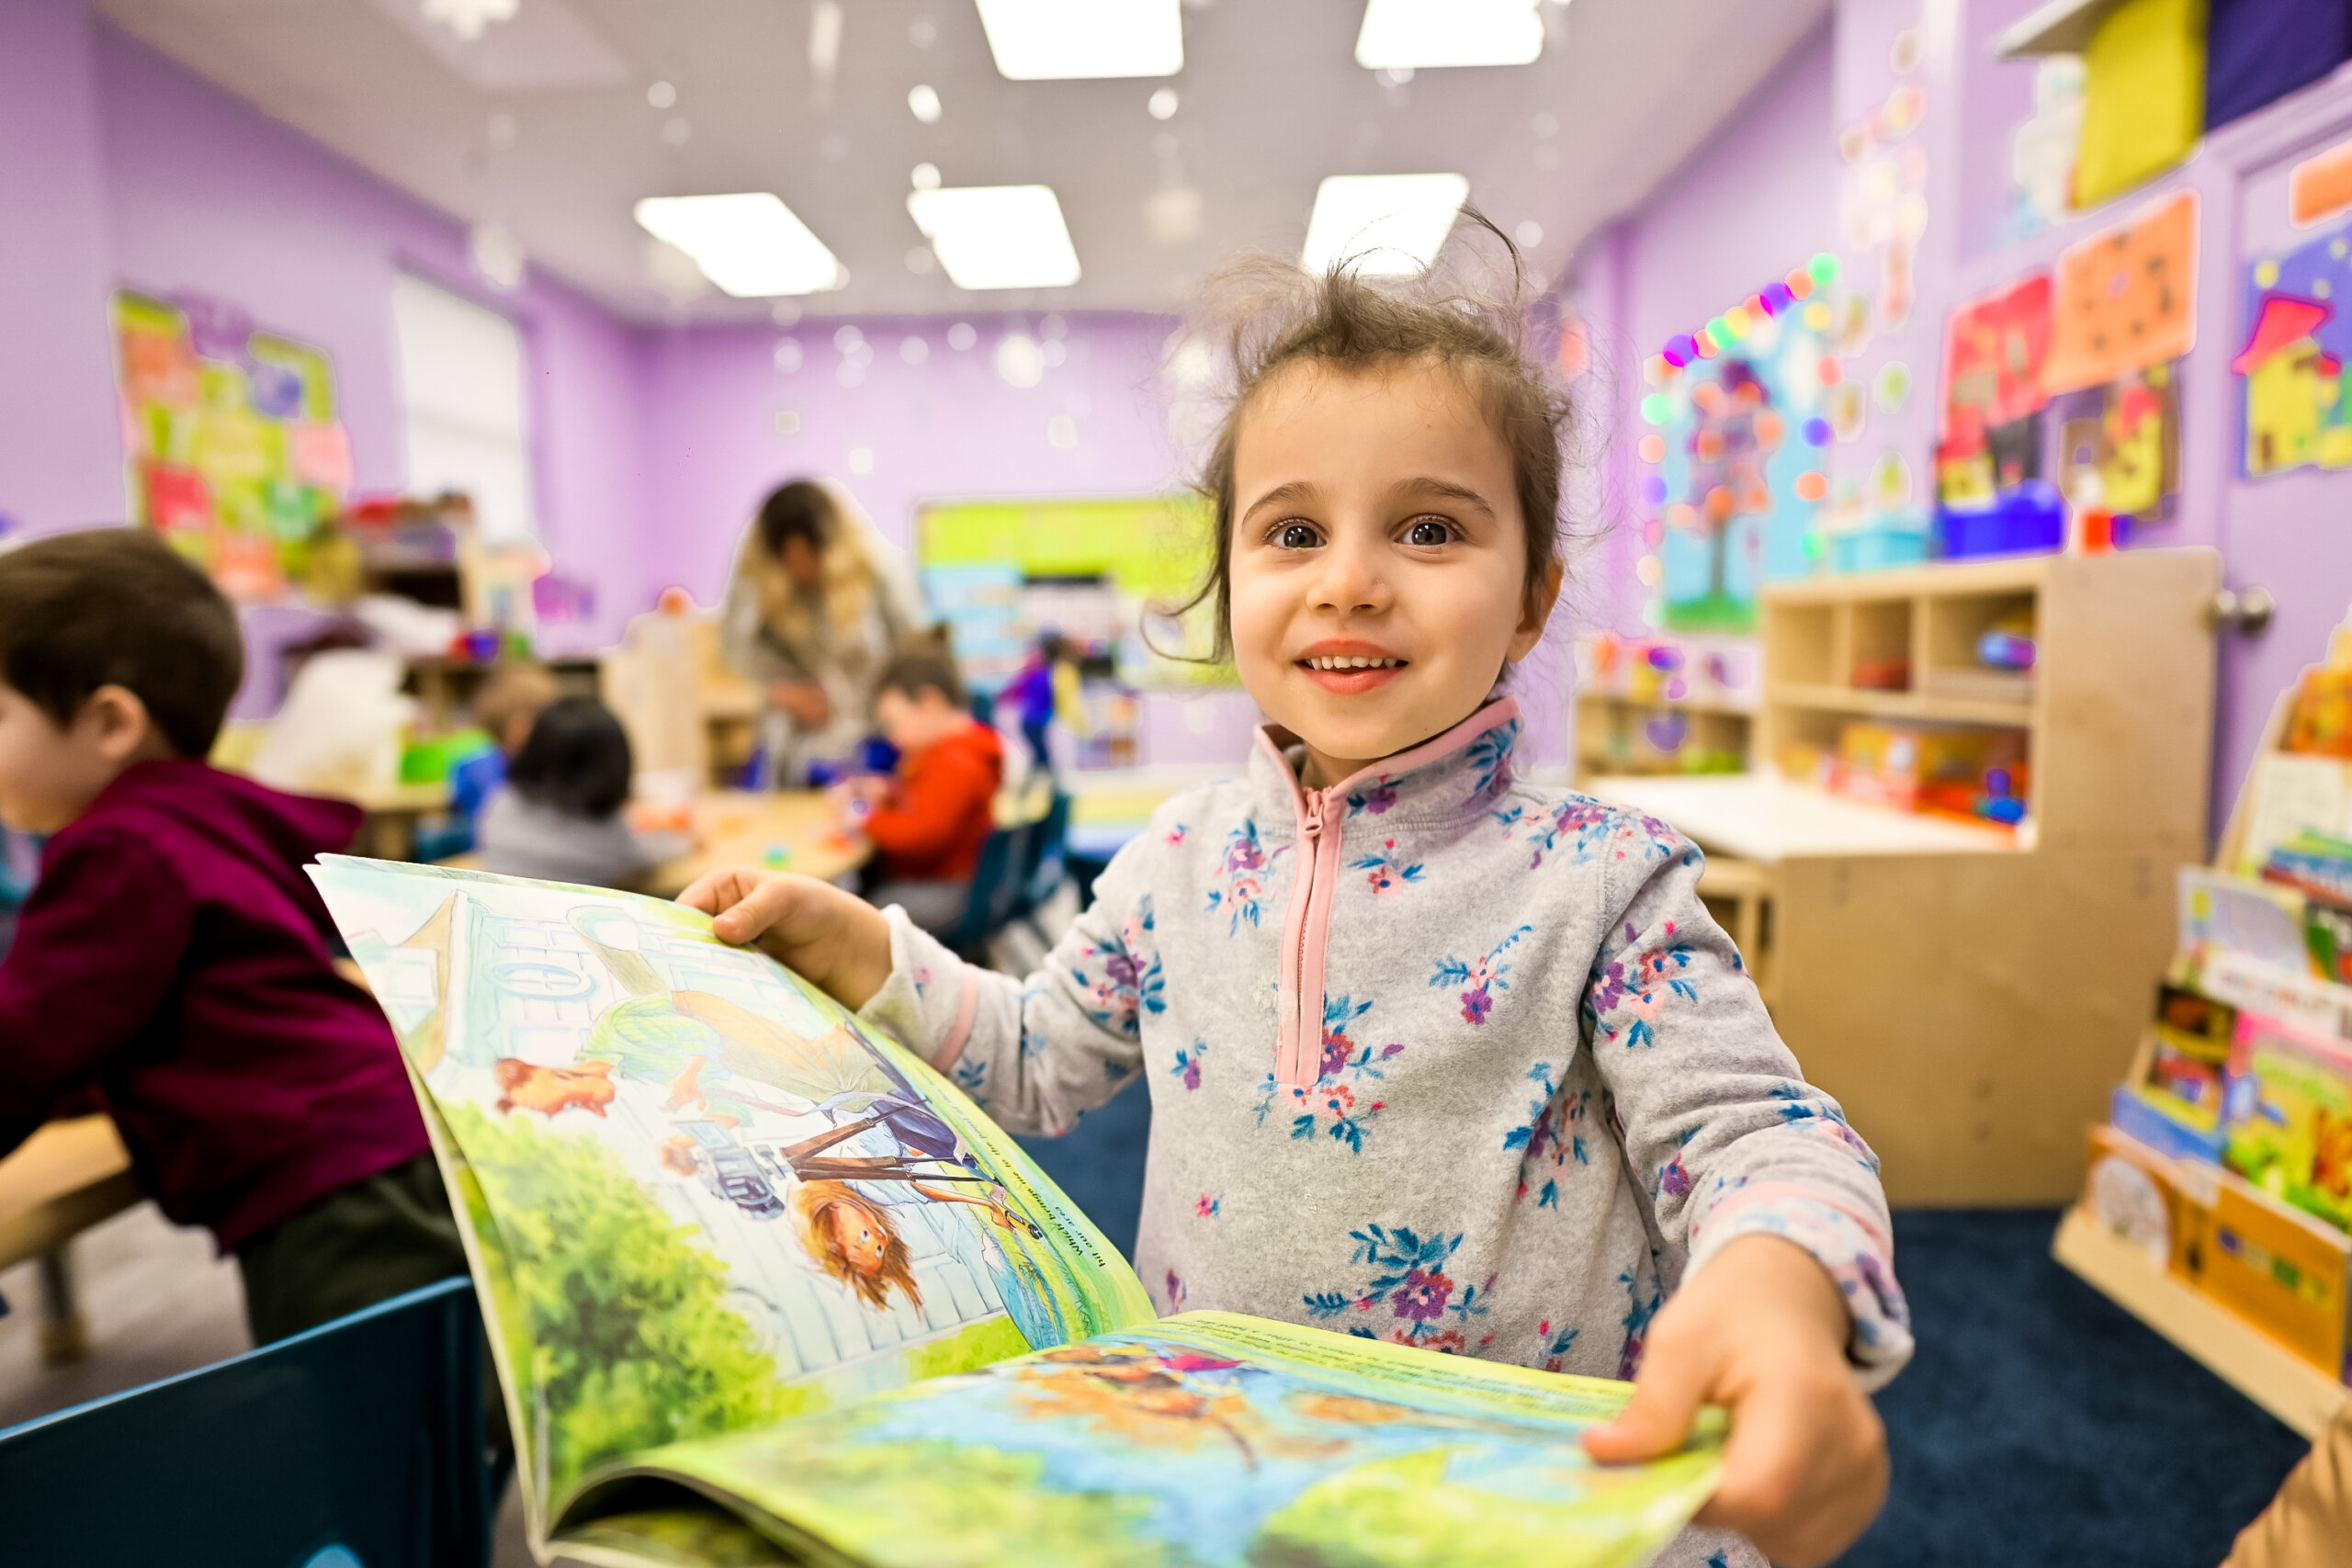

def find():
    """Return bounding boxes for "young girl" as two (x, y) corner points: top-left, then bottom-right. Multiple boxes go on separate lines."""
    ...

(474, 696), (685, 889)
(684, 259), (1911, 1568)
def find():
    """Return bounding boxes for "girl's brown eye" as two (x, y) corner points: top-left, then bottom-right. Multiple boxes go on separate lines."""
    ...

(1275, 523), (1319, 549)
(1405, 518), (1453, 547)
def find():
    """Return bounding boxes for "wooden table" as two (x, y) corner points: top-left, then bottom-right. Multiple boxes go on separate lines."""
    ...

(0, 1117), (141, 1363)
(345, 779), (454, 862)
(643, 790), (868, 897)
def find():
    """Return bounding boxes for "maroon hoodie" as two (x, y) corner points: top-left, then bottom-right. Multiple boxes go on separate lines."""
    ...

(0, 760), (427, 1251)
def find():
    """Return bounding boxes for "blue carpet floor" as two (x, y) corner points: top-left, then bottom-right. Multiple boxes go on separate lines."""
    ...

(1021, 1099), (2315, 1566)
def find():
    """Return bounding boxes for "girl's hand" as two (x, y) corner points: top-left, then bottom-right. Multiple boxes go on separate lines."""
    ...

(769, 679), (831, 728)
(677, 870), (894, 1012)
(1583, 1234), (1887, 1567)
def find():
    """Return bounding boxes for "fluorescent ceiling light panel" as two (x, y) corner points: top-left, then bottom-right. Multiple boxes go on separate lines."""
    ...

(973, 0), (1182, 79)
(631, 193), (842, 297)
(1355, 0), (1544, 69)
(907, 186), (1082, 290)
(1302, 173), (1471, 277)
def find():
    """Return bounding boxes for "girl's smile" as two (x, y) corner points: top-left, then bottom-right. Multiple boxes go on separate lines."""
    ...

(1295, 638), (1408, 694)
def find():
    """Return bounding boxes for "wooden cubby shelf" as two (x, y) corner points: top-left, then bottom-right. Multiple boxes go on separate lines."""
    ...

(1587, 549), (2222, 1204)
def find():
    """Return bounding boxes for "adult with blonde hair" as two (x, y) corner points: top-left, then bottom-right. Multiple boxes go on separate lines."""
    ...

(718, 479), (922, 784)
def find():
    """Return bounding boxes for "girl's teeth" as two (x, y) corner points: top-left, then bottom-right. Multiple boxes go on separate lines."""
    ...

(1307, 657), (1398, 670)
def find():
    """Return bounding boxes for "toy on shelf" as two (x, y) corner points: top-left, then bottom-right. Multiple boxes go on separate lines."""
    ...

(1571, 631), (1758, 781)
(1817, 721), (2030, 827)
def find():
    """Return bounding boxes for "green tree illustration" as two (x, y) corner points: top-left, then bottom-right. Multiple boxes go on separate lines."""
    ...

(447, 1104), (791, 1499)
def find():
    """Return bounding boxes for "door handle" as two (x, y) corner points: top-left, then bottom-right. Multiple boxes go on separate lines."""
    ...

(2210, 586), (2275, 636)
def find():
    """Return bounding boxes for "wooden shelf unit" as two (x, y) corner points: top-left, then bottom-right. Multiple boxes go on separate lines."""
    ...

(2053, 1207), (2346, 1438)
(1571, 692), (1755, 785)
(1590, 549), (2222, 1205)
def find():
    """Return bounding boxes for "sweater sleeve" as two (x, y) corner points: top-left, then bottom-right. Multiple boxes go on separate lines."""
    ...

(0, 826), (194, 1157)
(857, 838), (1156, 1136)
(1584, 835), (1913, 1390)
(864, 747), (996, 865)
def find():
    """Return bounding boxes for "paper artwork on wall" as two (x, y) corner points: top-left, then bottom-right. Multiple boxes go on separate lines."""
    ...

(2044, 190), (2199, 395)
(1643, 305), (1829, 634)
(2235, 217), (2352, 478)
(2292, 136), (2352, 230)
(1936, 274), (2052, 511)
(2052, 361), (2180, 520)
(114, 290), (353, 601)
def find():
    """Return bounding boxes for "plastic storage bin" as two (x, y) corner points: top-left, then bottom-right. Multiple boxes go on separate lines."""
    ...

(1938, 480), (2065, 559)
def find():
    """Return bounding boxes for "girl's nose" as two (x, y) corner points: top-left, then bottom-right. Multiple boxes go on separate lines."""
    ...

(1310, 529), (1391, 615)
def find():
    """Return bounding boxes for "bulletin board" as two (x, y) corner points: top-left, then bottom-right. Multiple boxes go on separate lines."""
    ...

(114, 290), (354, 601)
(1646, 308), (1830, 634)
(916, 494), (1229, 686)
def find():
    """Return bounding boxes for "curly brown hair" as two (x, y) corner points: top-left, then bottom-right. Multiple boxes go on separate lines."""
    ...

(793, 1180), (923, 1312)
(1165, 218), (1577, 663)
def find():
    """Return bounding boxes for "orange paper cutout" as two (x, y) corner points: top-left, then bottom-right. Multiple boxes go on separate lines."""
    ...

(2043, 190), (2199, 395)
(2292, 137), (2352, 230)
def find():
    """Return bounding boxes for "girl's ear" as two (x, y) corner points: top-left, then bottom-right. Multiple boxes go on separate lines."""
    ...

(1508, 561), (1565, 662)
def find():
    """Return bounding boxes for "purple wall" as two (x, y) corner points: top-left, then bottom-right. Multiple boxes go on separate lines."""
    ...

(1573, 22), (1841, 641)
(639, 312), (1186, 593)
(90, 23), (655, 652)
(1574, 0), (2352, 841)
(0, 0), (128, 534)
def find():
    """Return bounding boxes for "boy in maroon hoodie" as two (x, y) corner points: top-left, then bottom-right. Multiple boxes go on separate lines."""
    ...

(835, 642), (1004, 935)
(0, 529), (459, 1346)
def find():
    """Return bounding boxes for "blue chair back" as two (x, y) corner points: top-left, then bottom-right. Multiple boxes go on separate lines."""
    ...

(1016, 791), (1072, 917)
(941, 822), (1030, 958)
(0, 1277), (491, 1568)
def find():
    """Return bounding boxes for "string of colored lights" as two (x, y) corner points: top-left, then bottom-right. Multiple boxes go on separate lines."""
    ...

(1653, 253), (1842, 373)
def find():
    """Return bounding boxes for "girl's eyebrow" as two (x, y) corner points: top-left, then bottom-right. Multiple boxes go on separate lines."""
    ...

(1238, 479), (1321, 526)
(1390, 477), (1498, 518)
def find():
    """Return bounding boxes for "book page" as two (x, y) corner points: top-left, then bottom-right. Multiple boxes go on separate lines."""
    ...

(571, 1313), (1724, 1568)
(309, 857), (1156, 1539)
(2234, 754), (2352, 877)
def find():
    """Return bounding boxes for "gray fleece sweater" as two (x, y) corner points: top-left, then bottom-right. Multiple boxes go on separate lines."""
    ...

(861, 697), (1910, 1565)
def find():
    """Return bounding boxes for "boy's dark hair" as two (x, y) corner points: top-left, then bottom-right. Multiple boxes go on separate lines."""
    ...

(0, 528), (244, 756)
(506, 696), (633, 818)
(875, 635), (967, 711)
(1168, 218), (1572, 663)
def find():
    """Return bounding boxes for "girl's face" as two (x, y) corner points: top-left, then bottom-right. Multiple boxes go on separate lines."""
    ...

(828, 1202), (888, 1274)
(1227, 357), (1559, 788)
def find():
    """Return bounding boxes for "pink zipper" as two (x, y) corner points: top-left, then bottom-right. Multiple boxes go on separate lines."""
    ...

(1275, 781), (1347, 1089)
(1261, 697), (1525, 1091)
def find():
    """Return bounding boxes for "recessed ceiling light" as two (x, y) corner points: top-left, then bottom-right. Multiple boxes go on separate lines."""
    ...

(906, 185), (1082, 289)
(1301, 173), (1471, 276)
(632, 193), (844, 297)
(1355, 0), (1544, 69)
(974, 0), (1182, 79)
(910, 162), (942, 190)
(646, 80), (676, 109)
(908, 84), (943, 123)
(1148, 87), (1180, 119)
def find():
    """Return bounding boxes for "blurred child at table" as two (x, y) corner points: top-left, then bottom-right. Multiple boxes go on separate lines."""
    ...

(474, 695), (688, 889)
(414, 661), (560, 862)
(0, 529), (463, 1346)
(836, 641), (1003, 935)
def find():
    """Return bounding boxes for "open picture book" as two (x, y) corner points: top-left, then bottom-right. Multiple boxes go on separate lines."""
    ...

(311, 857), (1726, 1568)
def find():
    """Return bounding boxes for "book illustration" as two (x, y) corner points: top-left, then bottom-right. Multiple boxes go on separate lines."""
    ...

(311, 860), (1721, 1568)
(605, 1314), (1722, 1568)
(311, 857), (1152, 1519)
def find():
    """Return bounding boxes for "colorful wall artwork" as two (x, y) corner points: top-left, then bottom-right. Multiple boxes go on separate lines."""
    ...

(2234, 219), (2352, 479)
(114, 290), (353, 601)
(1937, 275), (2053, 510)
(2043, 190), (2199, 396)
(1639, 295), (1831, 634)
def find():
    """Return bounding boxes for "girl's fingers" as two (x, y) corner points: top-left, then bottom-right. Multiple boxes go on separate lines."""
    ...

(1580, 1337), (1714, 1464)
(675, 867), (752, 915)
(1693, 1371), (1885, 1568)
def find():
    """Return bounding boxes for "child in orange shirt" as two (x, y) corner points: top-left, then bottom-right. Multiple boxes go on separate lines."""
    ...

(837, 644), (1002, 934)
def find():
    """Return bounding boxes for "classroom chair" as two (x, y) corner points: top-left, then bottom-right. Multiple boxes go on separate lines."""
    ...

(0, 1276), (493, 1568)
(940, 819), (1035, 961)
(1013, 790), (1072, 919)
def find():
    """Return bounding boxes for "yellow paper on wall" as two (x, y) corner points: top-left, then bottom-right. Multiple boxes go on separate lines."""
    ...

(2074, 0), (2207, 210)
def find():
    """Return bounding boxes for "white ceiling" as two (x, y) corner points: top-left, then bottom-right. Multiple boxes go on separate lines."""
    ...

(96, 0), (1832, 323)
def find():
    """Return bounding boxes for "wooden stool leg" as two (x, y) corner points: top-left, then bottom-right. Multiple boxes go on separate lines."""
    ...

(35, 1246), (90, 1365)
